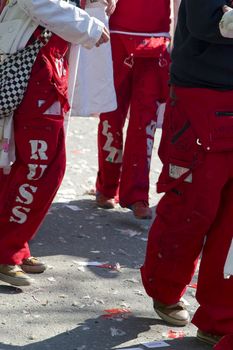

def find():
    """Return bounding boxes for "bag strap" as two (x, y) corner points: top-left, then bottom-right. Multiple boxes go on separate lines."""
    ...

(38, 29), (53, 45)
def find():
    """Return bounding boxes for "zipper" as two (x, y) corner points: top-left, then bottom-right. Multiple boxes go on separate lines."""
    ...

(216, 111), (233, 117)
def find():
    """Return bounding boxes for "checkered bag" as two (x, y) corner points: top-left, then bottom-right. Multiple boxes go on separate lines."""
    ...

(0, 29), (52, 118)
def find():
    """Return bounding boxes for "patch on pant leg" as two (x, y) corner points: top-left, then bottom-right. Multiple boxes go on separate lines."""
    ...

(169, 163), (192, 183)
(38, 100), (62, 115)
(102, 120), (122, 163)
(224, 238), (233, 278)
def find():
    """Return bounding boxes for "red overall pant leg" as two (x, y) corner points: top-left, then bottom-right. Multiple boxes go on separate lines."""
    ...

(141, 88), (233, 314)
(119, 55), (169, 207)
(96, 33), (169, 206)
(96, 33), (132, 199)
(0, 110), (66, 265)
(0, 35), (68, 265)
(192, 180), (233, 335)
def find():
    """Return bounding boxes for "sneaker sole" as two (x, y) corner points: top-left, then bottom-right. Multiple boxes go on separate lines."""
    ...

(155, 309), (190, 326)
(196, 330), (222, 345)
(21, 264), (47, 274)
(0, 272), (33, 286)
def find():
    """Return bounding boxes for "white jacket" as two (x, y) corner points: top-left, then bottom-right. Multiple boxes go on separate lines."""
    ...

(0, 0), (104, 53)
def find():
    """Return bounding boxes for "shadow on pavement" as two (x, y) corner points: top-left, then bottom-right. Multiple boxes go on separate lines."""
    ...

(28, 198), (154, 277)
(0, 315), (211, 350)
(0, 285), (23, 294)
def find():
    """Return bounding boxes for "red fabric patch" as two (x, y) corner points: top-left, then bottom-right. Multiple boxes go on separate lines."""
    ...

(102, 308), (132, 319)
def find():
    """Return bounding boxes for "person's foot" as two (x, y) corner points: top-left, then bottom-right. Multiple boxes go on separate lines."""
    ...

(153, 299), (190, 326)
(196, 329), (223, 345)
(21, 256), (47, 274)
(131, 201), (152, 220)
(96, 192), (115, 209)
(0, 264), (33, 286)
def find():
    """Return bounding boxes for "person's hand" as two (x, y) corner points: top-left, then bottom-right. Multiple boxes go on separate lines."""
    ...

(104, 0), (117, 16)
(222, 5), (233, 13)
(95, 26), (110, 47)
(219, 3), (233, 38)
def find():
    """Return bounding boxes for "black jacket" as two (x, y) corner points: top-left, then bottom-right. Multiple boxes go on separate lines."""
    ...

(171, 0), (233, 89)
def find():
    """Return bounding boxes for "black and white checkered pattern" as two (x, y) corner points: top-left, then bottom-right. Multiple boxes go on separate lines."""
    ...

(0, 29), (52, 118)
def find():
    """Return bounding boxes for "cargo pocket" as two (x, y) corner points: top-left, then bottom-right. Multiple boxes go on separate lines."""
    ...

(157, 101), (200, 193)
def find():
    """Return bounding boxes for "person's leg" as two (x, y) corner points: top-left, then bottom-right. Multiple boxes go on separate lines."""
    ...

(193, 178), (233, 339)
(141, 91), (229, 324)
(96, 34), (132, 204)
(119, 56), (169, 216)
(141, 153), (227, 301)
(0, 34), (68, 286)
(0, 110), (66, 266)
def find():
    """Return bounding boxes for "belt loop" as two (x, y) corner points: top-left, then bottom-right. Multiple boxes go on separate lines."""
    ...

(124, 54), (134, 68)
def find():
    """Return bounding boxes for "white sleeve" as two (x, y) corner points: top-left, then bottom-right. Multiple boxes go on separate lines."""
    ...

(18, 0), (104, 48)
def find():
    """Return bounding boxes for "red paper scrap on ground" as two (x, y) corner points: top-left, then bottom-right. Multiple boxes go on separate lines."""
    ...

(97, 263), (121, 270)
(167, 330), (185, 339)
(98, 263), (115, 269)
(188, 283), (197, 289)
(102, 308), (132, 319)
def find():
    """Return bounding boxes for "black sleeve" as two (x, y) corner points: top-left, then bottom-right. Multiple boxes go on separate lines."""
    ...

(185, 0), (233, 44)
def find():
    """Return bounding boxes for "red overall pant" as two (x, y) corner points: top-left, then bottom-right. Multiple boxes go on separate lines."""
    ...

(96, 33), (170, 207)
(0, 33), (69, 265)
(141, 87), (233, 335)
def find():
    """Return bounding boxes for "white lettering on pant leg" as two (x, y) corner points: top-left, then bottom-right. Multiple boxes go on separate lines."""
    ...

(224, 238), (233, 278)
(10, 138), (48, 225)
(27, 164), (47, 181)
(15, 184), (37, 205)
(146, 120), (156, 168)
(10, 206), (31, 224)
(102, 120), (122, 163)
(103, 134), (119, 162)
(29, 140), (48, 160)
(55, 57), (64, 78)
